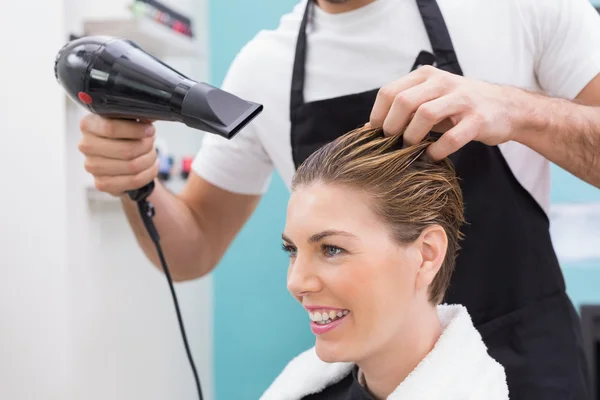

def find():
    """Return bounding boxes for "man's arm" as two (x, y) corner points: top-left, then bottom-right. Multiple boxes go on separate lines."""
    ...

(514, 76), (600, 189)
(78, 111), (267, 282)
(367, 65), (600, 189)
(122, 173), (261, 281)
(368, 0), (600, 189)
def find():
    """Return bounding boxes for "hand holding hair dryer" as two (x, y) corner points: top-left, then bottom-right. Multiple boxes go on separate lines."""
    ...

(54, 35), (263, 201)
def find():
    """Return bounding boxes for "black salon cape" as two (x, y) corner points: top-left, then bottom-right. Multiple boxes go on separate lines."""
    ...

(302, 366), (372, 400)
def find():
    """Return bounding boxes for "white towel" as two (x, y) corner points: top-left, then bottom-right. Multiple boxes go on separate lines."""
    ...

(260, 304), (509, 400)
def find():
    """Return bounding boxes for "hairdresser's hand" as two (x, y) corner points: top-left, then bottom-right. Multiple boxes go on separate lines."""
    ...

(78, 114), (159, 197)
(368, 65), (528, 160)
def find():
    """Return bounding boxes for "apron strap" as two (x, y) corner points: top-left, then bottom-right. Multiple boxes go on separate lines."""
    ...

(290, 0), (313, 111)
(416, 0), (463, 76)
(290, 0), (465, 111)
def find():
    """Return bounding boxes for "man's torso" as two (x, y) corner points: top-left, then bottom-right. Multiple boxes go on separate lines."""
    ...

(239, 0), (552, 211)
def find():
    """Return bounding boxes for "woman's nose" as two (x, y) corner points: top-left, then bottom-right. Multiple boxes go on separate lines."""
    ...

(287, 256), (322, 296)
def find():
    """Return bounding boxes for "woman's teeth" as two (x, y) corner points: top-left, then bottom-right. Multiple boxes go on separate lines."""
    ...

(309, 309), (349, 325)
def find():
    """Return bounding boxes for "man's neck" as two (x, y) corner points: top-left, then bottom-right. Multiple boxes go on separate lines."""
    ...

(357, 304), (442, 400)
(315, 0), (378, 14)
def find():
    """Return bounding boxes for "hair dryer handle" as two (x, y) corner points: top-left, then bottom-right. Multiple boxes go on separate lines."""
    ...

(128, 181), (155, 202)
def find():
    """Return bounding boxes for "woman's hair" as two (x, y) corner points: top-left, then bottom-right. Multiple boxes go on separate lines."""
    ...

(291, 126), (465, 304)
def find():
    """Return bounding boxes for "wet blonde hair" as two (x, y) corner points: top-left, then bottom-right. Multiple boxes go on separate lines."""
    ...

(291, 126), (465, 304)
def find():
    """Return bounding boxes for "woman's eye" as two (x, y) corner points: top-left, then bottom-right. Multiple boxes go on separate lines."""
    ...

(281, 243), (297, 257)
(322, 244), (343, 257)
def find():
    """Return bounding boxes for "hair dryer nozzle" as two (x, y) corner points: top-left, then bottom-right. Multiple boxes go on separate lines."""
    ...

(181, 82), (263, 139)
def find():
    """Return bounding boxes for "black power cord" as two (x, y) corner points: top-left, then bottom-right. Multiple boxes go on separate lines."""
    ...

(137, 198), (204, 400)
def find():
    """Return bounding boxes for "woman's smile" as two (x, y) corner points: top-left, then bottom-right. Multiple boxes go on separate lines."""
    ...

(305, 305), (351, 334)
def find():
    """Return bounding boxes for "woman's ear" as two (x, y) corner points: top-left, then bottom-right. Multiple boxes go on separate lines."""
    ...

(414, 225), (447, 292)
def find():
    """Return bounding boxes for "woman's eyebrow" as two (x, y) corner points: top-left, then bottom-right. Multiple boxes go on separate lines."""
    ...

(309, 230), (356, 243)
(282, 230), (357, 244)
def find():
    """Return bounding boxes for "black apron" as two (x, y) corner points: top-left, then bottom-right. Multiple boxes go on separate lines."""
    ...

(289, 1), (591, 398)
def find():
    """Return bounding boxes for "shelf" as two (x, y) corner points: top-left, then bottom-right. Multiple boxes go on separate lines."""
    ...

(83, 16), (203, 58)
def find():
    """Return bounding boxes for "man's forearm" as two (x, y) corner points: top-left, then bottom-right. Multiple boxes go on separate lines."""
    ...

(516, 93), (600, 188)
(121, 180), (212, 281)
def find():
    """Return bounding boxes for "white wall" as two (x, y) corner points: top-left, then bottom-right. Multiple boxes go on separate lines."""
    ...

(0, 0), (213, 399)
(0, 1), (72, 399)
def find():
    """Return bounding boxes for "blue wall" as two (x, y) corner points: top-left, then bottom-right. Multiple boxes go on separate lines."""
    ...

(550, 165), (600, 312)
(550, 165), (600, 204)
(207, 1), (314, 399)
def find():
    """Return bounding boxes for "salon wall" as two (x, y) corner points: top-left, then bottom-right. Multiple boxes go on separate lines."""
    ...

(0, 1), (71, 399)
(0, 1), (214, 400)
(208, 1), (313, 399)
(551, 165), (600, 310)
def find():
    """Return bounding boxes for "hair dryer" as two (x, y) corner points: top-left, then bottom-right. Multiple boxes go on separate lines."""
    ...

(54, 35), (263, 201)
(54, 36), (265, 400)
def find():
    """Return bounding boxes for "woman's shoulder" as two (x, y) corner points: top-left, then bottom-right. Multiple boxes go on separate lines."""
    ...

(389, 304), (509, 399)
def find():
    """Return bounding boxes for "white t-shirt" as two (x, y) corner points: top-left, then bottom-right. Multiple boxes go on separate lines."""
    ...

(192, 0), (600, 214)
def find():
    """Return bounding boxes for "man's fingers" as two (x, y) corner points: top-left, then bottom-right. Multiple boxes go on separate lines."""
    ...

(80, 114), (155, 139)
(369, 73), (426, 128)
(78, 132), (155, 161)
(84, 148), (158, 177)
(381, 80), (445, 137)
(94, 160), (160, 196)
(426, 117), (480, 161)
(403, 94), (465, 146)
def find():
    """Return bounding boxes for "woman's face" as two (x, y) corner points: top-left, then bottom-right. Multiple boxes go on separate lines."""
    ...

(282, 182), (443, 363)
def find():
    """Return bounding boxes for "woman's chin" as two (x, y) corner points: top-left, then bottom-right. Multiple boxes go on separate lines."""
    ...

(315, 339), (353, 363)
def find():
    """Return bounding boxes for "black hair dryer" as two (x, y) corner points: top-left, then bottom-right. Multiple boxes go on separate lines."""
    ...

(54, 35), (263, 201)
